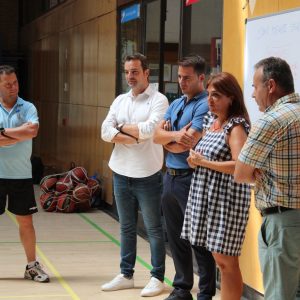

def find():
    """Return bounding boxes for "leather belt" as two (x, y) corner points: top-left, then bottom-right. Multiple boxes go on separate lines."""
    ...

(261, 206), (293, 217)
(167, 168), (193, 176)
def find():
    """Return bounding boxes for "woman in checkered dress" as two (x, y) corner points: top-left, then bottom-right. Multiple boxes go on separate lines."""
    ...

(181, 72), (251, 300)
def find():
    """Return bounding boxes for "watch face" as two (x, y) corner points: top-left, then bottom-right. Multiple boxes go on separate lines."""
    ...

(0, 128), (4, 133)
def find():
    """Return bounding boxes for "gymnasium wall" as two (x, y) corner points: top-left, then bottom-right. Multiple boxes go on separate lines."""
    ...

(20, 0), (117, 204)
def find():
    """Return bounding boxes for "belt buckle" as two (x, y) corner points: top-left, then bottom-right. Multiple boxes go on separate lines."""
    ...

(168, 169), (176, 176)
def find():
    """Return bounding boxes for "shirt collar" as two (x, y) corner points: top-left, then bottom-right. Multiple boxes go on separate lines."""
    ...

(128, 84), (152, 99)
(182, 90), (208, 104)
(265, 93), (300, 112)
(0, 96), (20, 112)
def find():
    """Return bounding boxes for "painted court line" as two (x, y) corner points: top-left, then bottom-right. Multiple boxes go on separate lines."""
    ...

(79, 213), (173, 287)
(0, 295), (70, 299)
(0, 240), (112, 244)
(5, 211), (80, 300)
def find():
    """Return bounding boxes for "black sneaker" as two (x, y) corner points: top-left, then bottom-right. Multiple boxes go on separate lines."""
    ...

(24, 261), (50, 283)
(164, 289), (193, 300)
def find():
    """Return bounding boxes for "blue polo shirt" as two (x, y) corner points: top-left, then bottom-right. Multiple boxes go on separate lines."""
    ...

(0, 97), (39, 179)
(164, 91), (208, 169)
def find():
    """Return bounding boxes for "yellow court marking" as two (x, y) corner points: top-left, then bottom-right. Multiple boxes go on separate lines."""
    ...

(0, 295), (70, 299)
(6, 211), (80, 300)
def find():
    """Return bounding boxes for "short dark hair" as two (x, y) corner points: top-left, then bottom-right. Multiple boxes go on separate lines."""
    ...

(206, 72), (250, 124)
(178, 55), (206, 76)
(124, 53), (148, 71)
(254, 57), (294, 94)
(0, 65), (16, 76)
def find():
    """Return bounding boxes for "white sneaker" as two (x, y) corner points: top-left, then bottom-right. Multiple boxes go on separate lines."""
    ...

(101, 274), (134, 291)
(140, 277), (164, 297)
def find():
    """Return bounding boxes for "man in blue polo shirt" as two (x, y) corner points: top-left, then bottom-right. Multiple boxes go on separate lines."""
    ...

(154, 55), (216, 300)
(0, 65), (49, 283)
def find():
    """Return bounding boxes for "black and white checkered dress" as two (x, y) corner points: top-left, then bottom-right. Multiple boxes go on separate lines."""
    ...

(181, 114), (251, 256)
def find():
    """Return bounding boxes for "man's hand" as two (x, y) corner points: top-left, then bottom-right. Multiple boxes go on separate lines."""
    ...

(172, 122), (194, 147)
(163, 120), (172, 131)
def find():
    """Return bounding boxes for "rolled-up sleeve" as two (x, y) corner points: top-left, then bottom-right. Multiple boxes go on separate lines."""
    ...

(101, 99), (120, 142)
(138, 95), (169, 140)
(26, 103), (39, 124)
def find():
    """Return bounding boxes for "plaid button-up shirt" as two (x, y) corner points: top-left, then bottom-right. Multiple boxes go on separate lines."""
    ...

(239, 93), (300, 211)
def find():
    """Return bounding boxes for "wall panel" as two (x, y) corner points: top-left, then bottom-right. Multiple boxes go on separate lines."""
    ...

(59, 30), (71, 103)
(83, 20), (99, 106)
(98, 11), (117, 107)
(21, 0), (117, 205)
(69, 26), (84, 105)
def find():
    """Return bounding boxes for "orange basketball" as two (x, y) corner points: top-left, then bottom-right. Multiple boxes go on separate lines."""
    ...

(72, 183), (92, 203)
(39, 192), (57, 212)
(56, 175), (73, 194)
(40, 176), (57, 193)
(56, 193), (76, 213)
(70, 167), (88, 184)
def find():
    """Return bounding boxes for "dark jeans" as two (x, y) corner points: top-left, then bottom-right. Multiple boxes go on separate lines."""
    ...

(162, 172), (216, 300)
(113, 171), (166, 281)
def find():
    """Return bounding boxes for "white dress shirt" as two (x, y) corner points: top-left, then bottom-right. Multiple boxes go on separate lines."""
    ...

(101, 84), (169, 178)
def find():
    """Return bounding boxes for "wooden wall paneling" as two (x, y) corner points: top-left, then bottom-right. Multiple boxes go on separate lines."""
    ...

(97, 11), (117, 107)
(39, 102), (59, 166)
(77, 105), (99, 175)
(68, 103), (82, 167)
(73, 0), (116, 26)
(95, 0), (116, 16)
(97, 107), (113, 204)
(83, 19), (99, 106)
(73, 0), (94, 26)
(48, 34), (60, 103)
(28, 41), (42, 103)
(59, 2), (74, 32)
(69, 26), (83, 105)
(41, 38), (49, 103)
(36, 10), (59, 40)
(57, 103), (71, 171)
(59, 30), (71, 103)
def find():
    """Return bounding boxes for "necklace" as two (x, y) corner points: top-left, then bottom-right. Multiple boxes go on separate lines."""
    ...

(211, 119), (226, 132)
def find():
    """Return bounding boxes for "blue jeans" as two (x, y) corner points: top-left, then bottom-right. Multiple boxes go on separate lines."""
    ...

(113, 171), (165, 281)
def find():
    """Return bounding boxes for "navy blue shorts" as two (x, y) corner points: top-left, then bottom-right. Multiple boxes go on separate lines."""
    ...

(0, 179), (38, 215)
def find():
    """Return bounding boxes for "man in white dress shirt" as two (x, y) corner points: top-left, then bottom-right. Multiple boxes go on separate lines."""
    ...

(101, 53), (169, 297)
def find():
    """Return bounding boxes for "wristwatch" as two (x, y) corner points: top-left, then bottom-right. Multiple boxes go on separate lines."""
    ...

(116, 123), (124, 132)
(0, 127), (13, 139)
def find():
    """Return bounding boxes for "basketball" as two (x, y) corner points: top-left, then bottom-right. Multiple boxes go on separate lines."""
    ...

(56, 193), (76, 213)
(39, 192), (57, 212)
(86, 178), (101, 196)
(56, 175), (73, 194)
(73, 183), (92, 203)
(75, 199), (91, 212)
(40, 176), (57, 193)
(70, 167), (88, 184)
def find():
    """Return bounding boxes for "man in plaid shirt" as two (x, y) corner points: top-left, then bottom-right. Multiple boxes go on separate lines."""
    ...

(234, 57), (300, 300)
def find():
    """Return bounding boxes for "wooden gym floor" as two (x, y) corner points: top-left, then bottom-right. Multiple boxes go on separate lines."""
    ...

(0, 186), (221, 300)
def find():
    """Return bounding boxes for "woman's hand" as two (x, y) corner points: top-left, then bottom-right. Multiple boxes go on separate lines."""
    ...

(188, 149), (206, 166)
